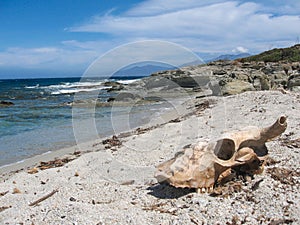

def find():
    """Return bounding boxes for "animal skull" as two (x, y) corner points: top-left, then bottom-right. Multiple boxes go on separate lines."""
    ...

(155, 116), (287, 193)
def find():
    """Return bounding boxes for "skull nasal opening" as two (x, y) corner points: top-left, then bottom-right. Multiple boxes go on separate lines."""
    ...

(214, 139), (235, 160)
(278, 116), (286, 125)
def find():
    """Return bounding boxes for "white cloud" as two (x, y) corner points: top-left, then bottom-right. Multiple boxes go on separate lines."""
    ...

(233, 46), (249, 53)
(69, 0), (300, 54)
(0, 46), (97, 70)
(84, 40), (203, 76)
(125, 0), (225, 16)
(250, 0), (300, 15)
(32, 47), (59, 53)
(1, 0), (300, 74)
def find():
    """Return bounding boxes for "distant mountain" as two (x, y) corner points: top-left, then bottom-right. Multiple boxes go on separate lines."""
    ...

(239, 44), (300, 62)
(113, 64), (176, 77)
(180, 59), (205, 67)
(207, 53), (251, 62)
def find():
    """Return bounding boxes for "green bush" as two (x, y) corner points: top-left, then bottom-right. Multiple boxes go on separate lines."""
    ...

(240, 44), (300, 62)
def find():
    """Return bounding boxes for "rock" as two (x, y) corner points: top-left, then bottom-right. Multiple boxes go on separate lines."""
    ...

(103, 81), (124, 92)
(209, 80), (222, 96)
(250, 72), (271, 90)
(221, 80), (255, 95)
(271, 78), (287, 88)
(291, 62), (300, 70)
(170, 69), (185, 76)
(283, 64), (291, 75)
(261, 64), (275, 75)
(143, 96), (162, 102)
(287, 74), (300, 90)
(0, 101), (14, 107)
(260, 77), (270, 90)
(144, 76), (177, 90)
(103, 81), (121, 87)
(229, 72), (249, 82)
(170, 76), (201, 88)
(113, 92), (141, 102)
(107, 97), (115, 102)
(272, 71), (287, 80)
(213, 69), (227, 75)
(253, 78), (261, 90)
(107, 85), (124, 92)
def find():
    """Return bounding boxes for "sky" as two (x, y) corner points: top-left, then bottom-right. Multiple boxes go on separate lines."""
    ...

(0, 0), (300, 79)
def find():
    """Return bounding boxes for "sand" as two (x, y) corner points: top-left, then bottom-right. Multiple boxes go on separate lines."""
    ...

(0, 90), (299, 224)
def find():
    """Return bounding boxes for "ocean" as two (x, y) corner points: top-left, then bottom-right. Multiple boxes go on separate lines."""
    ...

(0, 76), (168, 167)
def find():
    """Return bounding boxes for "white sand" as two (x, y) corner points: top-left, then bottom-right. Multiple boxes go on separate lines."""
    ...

(0, 90), (299, 224)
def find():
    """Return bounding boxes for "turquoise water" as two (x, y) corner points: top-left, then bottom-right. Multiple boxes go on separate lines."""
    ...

(0, 76), (162, 167)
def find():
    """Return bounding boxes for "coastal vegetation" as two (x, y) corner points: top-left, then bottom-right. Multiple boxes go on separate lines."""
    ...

(240, 44), (300, 62)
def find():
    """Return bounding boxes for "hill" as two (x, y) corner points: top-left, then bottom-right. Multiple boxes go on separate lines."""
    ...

(208, 53), (251, 62)
(113, 64), (175, 77)
(240, 44), (300, 62)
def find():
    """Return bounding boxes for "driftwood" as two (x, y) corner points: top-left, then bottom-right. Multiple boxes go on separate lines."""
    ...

(27, 152), (81, 173)
(0, 191), (9, 197)
(29, 189), (58, 206)
(102, 135), (122, 149)
(0, 206), (11, 213)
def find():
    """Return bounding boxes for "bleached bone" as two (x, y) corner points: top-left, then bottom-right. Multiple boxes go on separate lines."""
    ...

(155, 116), (287, 192)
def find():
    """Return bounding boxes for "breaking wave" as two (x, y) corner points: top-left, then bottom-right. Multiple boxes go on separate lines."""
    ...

(24, 78), (140, 95)
(51, 87), (111, 95)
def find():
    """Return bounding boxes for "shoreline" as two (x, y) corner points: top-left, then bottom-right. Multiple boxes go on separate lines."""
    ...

(0, 94), (195, 179)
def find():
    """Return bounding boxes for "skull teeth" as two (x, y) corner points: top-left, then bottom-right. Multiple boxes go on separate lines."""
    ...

(196, 186), (214, 194)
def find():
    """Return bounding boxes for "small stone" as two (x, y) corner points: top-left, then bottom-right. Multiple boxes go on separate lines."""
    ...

(69, 197), (76, 202)
(27, 168), (39, 174)
(12, 188), (21, 194)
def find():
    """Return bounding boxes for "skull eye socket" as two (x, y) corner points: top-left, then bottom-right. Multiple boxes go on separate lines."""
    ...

(214, 139), (235, 160)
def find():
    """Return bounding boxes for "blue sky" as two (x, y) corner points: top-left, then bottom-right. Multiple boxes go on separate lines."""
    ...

(0, 0), (300, 78)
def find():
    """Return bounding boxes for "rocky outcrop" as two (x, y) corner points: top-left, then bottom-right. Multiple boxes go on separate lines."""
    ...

(110, 92), (141, 102)
(0, 101), (14, 107)
(112, 45), (300, 97)
(221, 80), (255, 95)
(148, 60), (300, 95)
(108, 58), (299, 102)
(287, 74), (300, 91)
(103, 81), (124, 92)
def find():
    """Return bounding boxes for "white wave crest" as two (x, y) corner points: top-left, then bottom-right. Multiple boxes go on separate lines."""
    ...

(116, 79), (139, 85)
(46, 81), (105, 89)
(51, 87), (111, 95)
(25, 84), (40, 89)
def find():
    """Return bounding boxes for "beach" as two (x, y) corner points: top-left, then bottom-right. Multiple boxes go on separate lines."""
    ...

(0, 90), (299, 224)
(1, 1), (300, 224)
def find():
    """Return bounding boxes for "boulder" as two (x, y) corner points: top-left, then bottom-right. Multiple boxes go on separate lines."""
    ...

(287, 74), (300, 90)
(213, 69), (227, 75)
(103, 81), (124, 92)
(229, 72), (249, 82)
(221, 80), (255, 95)
(144, 76), (177, 90)
(113, 92), (141, 102)
(260, 77), (270, 90)
(170, 76), (201, 88)
(208, 80), (222, 96)
(107, 85), (124, 92)
(250, 72), (270, 90)
(103, 81), (121, 87)
(0, 100), (14, 107)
